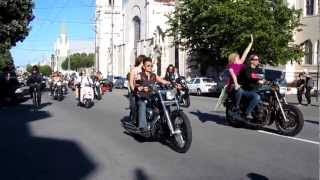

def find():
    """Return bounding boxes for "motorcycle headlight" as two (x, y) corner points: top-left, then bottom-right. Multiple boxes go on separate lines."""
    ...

(57, 82), (62, 86)
(15, 88), (23, 94)
(166, 90), (176, 100)
(279, 87), (287, 95)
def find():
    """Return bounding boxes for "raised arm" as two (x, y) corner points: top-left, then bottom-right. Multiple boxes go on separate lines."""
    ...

(239, 34), (254, 64)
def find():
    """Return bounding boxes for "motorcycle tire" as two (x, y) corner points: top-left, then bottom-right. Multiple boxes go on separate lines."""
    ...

(275, 104), (304, 136)
(84, 99), (92, 108)
(170, 111), (192, 153)
(225, 106), (244, 128)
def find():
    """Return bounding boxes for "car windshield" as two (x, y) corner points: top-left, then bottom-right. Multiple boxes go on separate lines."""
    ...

(202, 78), (214, 83)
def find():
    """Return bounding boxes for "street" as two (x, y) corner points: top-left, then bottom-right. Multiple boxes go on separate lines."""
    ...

(0, 89), (318, 180)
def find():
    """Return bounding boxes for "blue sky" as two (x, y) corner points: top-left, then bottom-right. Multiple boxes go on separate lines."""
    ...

(11, 0), (96, 66)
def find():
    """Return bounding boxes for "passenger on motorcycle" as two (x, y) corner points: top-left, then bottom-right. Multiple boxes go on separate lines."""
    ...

(134, 57), (170, 131)
(226, 34), (253, 118)
(238, 54), (264, 119)
(27, 66), (42, 102)
(129, 55), (146, 122)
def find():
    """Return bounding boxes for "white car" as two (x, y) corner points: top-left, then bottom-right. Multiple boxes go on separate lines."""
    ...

(187, 77), (217, 95)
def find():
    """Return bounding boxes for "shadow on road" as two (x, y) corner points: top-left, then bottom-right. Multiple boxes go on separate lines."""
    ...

(190, 110), (228, 125)
(133, 168), (152, 180)
(247, 173), (269, 180)
(190, 110), (282, 135)
(0, 102), (97, 180)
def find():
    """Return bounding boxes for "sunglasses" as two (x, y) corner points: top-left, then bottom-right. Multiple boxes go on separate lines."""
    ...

(146, 64), (153, 67)
(251, 58), (259, 61)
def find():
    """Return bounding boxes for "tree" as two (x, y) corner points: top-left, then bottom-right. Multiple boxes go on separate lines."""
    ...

(62, 53), (95, 71)
(39, 65), (52, 76)
(167, 0), (303, 75)
(0, 50), (13, 72)
(0, 0), (34, 52)
(26, 64), (32, 73)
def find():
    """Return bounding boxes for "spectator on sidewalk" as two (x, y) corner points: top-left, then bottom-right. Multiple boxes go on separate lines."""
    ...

(305, 73), (314, 106)
(296, 73), (305, 105)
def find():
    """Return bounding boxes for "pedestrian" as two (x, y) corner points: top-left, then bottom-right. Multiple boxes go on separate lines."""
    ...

(305, 72), (314, 106)
(296, 73), (305, 105)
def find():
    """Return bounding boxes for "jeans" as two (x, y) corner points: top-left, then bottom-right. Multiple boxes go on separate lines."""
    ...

(305, 87), (312, 104)
(241, 90), (260, 115)
(233, 88), (242, 109)
(297, 90), (304, 104)
(129, 93), (137, 122)
(137, 99), (147, 128)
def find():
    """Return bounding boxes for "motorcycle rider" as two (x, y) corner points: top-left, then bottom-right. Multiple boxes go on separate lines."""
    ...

(49, 71), (62, 96)
(238, 54), (264, 119)
(135, 57), (170, 130)
(75, 69), (93, 104)
(27, 65), (43, 103)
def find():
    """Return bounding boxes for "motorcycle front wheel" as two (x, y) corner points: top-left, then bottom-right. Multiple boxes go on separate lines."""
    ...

(170, 111), (192, 153)
(275, 104), (304, 136)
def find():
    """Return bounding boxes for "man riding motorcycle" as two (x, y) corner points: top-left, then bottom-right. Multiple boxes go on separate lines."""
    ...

(27, 66), (43, 103)
(75, 70), (94, 105)
(237, 54), (263, 120)
(134, 57), (170, 131)
(49, 72), (63, 96)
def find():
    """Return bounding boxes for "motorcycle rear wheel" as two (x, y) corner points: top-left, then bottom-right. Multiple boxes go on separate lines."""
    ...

(275, 104), (304, 136)
(180, 96), (190, 108)
(170, 111), (192, 153)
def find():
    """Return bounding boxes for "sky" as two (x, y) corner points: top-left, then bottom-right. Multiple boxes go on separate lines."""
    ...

(11, 0), (96, 66)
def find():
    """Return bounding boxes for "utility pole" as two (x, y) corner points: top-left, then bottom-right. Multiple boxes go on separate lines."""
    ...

(110, 0), (114, 77)
(68, 51), (70, 71)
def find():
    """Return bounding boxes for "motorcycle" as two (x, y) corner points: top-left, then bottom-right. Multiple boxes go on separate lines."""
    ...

(122, 84), (192, 153)
(53, 80), (64, 101)
(224, 80), (304, 136)
(79, 84), (94, 108)
(175, 77), (191, 107)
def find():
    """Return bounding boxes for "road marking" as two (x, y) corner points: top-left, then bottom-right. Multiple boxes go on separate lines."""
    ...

(257, 130), (319, 145)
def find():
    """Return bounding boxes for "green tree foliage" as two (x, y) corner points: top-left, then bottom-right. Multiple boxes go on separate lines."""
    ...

(0, 50), (13, 72)
(39, 65), (52, 76)
(167, 0), (304, 73)
(62, 53), (95, 71)
(0, 0), (34, 52)
(26, 64), (32, 73)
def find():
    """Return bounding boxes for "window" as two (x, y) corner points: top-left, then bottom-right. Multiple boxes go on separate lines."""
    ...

(132, 16), (141, 49)
(306, 0), (314, 15)
(194, 79), (200, 84)
(203, 78), (214, 83)
(304, 40), (313, 64)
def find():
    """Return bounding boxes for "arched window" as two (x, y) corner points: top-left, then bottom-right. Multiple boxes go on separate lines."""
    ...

(304, 40), (313, 64)
(132, 16), (141, 49)
(306, 0), (314, 15)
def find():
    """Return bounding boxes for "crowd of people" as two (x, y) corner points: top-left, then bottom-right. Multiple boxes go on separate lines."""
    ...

(296, 70), (314, 106)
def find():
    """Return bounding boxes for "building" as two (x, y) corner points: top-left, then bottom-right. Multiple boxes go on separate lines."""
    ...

(95, 0), (189, 78)
(53, 25), (95, 72)
(285, 0), (319, 83)
(53, 26), (69, 72)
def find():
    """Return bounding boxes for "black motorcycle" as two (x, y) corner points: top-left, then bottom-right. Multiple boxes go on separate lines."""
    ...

(175, 77), (191, 107)
(122, 84), (192, 153)
(224, 80), (304, 136)
(53, 80), (64, 101)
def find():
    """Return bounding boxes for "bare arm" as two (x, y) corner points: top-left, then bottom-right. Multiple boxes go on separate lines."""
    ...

(239, 34), (254, 64)
(129, 69), (135, 91)
(229, 68), (239, 86)
(156, 76), (170, 85)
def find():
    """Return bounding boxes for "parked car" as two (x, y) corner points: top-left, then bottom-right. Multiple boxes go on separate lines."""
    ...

(100, 79), (113, 93)
(187, 77), (217, 96)
(114, 77), (126, 89)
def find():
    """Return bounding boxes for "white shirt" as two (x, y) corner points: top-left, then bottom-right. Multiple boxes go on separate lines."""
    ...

(76, 75), (93, 87)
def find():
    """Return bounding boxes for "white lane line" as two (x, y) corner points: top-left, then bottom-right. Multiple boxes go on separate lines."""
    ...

(257, 130), (320, 145)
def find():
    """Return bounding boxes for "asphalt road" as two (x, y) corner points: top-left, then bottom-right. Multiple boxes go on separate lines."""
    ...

(0, 89), (318, 180)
